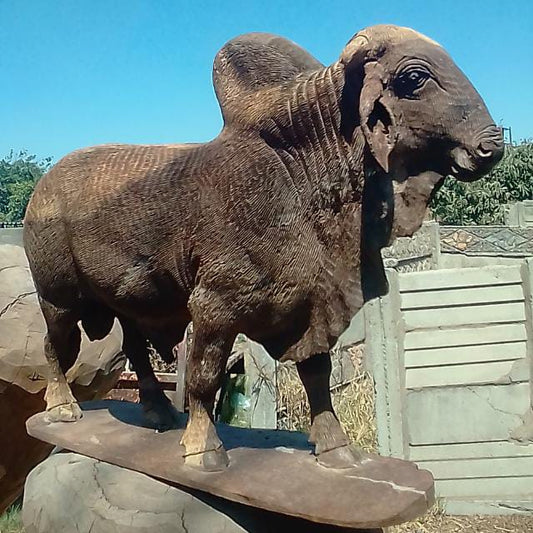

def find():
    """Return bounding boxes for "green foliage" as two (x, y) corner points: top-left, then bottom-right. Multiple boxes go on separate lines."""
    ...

(431, 142), (533, 225)
(0, 505), (24, 533)
(0, 151), (52, 223)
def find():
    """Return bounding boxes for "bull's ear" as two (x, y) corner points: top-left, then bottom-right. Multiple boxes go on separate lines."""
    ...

(359, 62), (395, 173)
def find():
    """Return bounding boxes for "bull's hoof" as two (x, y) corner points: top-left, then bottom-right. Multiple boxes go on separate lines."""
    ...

(184, 447), (229, 472)
(142, 401), (181, 432)
(45, 402), (83, 423)
(140, 388), (181, 431)
(316, 444), (364, 469)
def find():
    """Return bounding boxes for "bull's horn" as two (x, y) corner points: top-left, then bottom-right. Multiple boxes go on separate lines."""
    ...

(340, 25), (441, 69)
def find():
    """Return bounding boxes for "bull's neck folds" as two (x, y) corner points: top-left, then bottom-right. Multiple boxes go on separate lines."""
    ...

(258, 63), (366, 213)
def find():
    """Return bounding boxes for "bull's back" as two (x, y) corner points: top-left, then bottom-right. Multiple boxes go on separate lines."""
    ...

(27, 143), (197, 217)
(24, 143), (198, 309)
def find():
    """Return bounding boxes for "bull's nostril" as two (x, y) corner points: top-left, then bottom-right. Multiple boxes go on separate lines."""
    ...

(475, 126), (504, 161)
(476, 142), (495, 158)
(452, 126), (504, 181)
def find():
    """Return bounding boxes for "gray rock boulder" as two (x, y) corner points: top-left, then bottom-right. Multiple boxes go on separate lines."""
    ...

(23, 453), (249, 533)
(0, 244), (124, 394)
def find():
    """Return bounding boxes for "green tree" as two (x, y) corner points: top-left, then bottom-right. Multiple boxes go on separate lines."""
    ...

(0, 151), (52, 223)
(431, 142), (533, 225)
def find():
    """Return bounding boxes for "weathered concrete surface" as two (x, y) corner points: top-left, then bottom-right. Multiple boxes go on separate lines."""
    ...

(22, 453), (383, 533)
(0, 227), (23, 246)
(511, 408), (533, 443)
(0, 242), (125, 513)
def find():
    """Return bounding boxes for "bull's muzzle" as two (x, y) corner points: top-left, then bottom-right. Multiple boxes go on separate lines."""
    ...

(450, 125), (504, 182)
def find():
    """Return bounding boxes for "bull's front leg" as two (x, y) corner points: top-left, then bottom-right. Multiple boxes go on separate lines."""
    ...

(297, 352), (363, 468)
(180, 322), (234, 471)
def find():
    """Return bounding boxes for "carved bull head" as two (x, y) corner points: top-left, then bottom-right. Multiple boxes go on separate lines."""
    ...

(213, 27), (504, 302)
(340, 25), (504, 182)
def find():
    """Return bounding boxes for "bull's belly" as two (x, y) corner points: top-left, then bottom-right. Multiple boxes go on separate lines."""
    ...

(76, 257), (190, 326)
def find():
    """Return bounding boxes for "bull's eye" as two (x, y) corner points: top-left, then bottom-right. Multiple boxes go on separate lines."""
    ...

(394, 67), (431, 99)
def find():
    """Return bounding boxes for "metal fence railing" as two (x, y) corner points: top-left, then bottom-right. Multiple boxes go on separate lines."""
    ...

(0, 222), (23, 228)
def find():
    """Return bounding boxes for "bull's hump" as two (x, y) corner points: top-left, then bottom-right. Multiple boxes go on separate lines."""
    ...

(213, 33), (323, 128)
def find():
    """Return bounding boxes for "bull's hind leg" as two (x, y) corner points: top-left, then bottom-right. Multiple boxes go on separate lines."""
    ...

(180, 321), (234, 471)
(297, 352), (363, 468)
(119, 318), (180, 431)
(40, 298), (82, 422)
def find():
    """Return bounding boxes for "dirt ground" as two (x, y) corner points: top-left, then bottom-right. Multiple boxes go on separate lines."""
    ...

(3, 505), (532, 533)
(389, 507), (533, 532)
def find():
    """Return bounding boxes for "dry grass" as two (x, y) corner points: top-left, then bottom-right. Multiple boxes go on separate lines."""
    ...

(331, 371), (377, 453)
(277, 361), (311, 433)
(388, 511), (533, 533)
(277, 346), (376, 452)
(387, 504), (446, 533)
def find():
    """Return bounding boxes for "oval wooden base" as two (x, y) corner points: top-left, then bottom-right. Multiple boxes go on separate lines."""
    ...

(26, 400), (434, 530)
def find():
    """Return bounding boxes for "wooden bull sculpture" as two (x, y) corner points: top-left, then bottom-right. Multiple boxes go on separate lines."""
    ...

(24, 25), (503, 471)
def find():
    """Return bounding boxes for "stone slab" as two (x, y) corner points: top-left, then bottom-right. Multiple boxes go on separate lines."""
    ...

(22, 452), (383, 533)
(27, 400), (434, 529)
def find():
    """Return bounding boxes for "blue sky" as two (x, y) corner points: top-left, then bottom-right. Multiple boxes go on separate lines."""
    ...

(2, 0), (532, 162)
